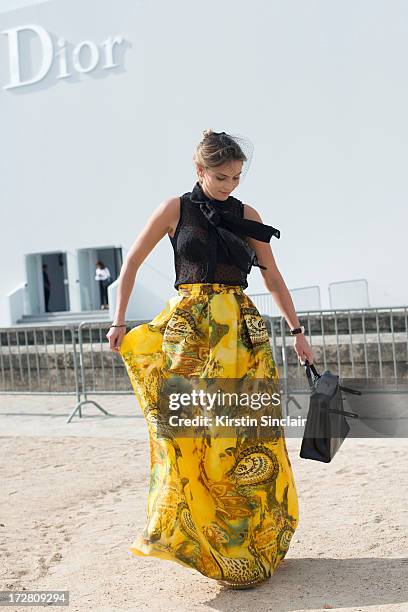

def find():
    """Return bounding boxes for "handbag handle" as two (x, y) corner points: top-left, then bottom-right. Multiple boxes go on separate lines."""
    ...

(304, 359), (363, 401)
(338, 383), (362, 396)
(304, 359), (321, 391)
(328, 407), (360, 418)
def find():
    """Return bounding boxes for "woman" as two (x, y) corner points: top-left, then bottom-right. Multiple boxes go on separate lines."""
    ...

(95, 261), (111, 310)
(107, 129), (314, 589)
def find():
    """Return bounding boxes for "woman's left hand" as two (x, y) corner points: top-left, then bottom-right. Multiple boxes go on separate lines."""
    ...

(293, 333), (314, 365)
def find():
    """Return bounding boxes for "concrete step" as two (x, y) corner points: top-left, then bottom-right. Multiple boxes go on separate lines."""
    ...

(16, 310), (111, 326)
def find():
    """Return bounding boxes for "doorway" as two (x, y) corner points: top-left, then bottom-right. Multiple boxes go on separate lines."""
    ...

(77, 246), (123, 310)
(25, 251), (70, 314)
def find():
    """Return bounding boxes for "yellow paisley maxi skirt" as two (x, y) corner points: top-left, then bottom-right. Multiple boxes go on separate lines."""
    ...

(119, 282), (299, 585)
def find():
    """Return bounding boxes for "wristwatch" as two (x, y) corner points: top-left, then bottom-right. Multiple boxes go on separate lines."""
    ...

(289, 325), (305, 336)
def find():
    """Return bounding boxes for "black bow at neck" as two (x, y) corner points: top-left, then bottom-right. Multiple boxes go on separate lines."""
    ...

(189, 181), (280, 273)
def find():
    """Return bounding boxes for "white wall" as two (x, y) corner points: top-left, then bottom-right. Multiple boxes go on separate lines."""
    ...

(0, 0), (52, 14)
(0, 0), (406, 325)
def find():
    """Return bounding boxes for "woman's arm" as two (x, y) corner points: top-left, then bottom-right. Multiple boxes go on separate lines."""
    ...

(242, 203), (301, 330)
(243, 203), (314, 364)
(113, 196), (180, 324)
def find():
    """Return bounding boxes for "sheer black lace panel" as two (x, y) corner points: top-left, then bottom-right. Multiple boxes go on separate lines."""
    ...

(169, 192), (251, 289)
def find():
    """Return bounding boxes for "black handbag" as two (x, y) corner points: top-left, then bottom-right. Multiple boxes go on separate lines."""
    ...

(299, 360), (362, 462)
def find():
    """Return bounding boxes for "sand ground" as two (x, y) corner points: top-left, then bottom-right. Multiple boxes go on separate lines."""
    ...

(0, 393), (407, 612)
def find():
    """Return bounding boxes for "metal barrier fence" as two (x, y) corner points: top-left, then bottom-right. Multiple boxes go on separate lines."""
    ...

(0, 322), (141, 423)
(249, 285), (322, 316)
(0, 324), (80, 398)
(1, 305), (407, 422)
(274, 305), (408, 417)
(70, 319), (143, 422)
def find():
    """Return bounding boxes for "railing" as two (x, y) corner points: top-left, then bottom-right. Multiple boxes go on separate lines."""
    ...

(0, 320), (149, 422)
(71, 319), (144, 422)
(1, 305), (407, 422)
(270, 305), (408, 417)
(249, 285), (322, 316)
(0, 325), (80, 397)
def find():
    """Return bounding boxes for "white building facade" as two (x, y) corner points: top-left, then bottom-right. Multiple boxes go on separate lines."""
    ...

(1, 0), (406, 326)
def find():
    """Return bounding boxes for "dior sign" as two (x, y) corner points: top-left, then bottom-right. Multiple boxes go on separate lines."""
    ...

(2, 24), (125, 90)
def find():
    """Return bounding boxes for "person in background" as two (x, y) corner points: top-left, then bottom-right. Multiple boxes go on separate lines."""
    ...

(42, 264), (51, 312)
(95, 261), (111, 310)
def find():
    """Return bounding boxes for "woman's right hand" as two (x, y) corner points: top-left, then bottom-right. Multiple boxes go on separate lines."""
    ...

(106, 324), (127, 353)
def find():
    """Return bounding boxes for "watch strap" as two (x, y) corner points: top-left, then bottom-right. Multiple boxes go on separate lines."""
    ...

(290, 325), (305, 335)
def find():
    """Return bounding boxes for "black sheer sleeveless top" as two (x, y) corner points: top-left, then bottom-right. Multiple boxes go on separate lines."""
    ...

(169, 181), (281, 290)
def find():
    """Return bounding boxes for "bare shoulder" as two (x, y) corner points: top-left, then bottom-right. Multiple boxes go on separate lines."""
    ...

(242, 202), (264, 222)
(156, 195), (180, 215)
(158, 196), (181, 239)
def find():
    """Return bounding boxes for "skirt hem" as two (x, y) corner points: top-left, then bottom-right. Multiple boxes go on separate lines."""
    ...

(128, 540), (218, 577)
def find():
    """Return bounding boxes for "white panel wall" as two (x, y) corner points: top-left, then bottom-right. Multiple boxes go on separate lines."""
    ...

(0, 0), (407, 325)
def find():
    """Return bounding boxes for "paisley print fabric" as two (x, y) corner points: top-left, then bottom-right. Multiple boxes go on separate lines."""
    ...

(119, 283), (299, 584)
